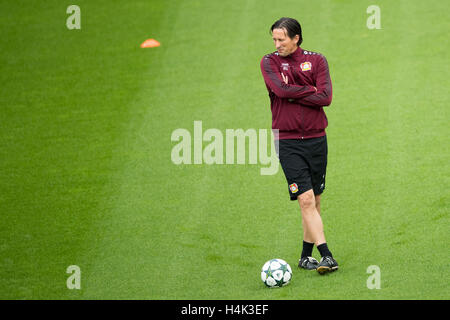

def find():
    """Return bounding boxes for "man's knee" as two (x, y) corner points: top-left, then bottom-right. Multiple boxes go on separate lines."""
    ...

(298, 190), (316, 210)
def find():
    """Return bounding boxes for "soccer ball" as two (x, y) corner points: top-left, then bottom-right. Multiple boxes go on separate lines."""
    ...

(261, 258), (292, 288)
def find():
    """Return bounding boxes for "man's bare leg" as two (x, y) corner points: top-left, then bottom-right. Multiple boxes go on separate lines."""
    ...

(298, 189), (325, 270)
(298, 190), (338, 274)
(315, 194), (321, 215)
(298, 189), (326, 246)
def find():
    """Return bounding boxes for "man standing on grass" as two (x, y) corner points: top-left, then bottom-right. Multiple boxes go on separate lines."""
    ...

(260, 17), (338, 274)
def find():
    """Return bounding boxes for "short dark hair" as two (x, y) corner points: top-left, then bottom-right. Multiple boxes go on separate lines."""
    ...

(270, 17), (303, 46)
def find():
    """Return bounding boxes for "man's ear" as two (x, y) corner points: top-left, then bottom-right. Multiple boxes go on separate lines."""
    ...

(294, 34), (300, 45)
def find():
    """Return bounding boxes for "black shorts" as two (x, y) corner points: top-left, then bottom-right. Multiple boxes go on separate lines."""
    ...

(277, 135), (328, 200)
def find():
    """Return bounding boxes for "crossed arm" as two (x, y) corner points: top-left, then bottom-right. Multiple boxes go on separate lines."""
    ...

(261, 55), (332, 108)
(261, 56), (316, 99)
(288, 56), (332, 107)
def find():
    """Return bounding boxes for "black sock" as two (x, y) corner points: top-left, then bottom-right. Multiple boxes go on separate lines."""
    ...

(301, 241), (314, 258)
(317, 243), (333, 258)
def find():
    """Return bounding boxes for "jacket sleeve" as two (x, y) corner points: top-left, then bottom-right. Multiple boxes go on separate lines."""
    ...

(260, 55), (317, 99)
(295, 55), (332, 107)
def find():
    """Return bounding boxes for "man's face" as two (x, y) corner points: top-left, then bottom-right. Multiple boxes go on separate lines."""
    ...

(272, 28), (299, 57)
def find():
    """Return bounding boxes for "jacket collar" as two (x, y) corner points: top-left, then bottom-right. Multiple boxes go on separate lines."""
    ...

(279, 46), (303, 59)
(291, 46), (303, 57)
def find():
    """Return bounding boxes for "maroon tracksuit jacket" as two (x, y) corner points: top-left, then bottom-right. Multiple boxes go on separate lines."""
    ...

(260, 46), (332, 140)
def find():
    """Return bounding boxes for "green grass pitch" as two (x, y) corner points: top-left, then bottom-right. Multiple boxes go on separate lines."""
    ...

(0, 0), (448, 299)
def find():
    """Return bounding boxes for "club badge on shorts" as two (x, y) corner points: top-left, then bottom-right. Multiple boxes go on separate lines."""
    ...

(300, 62), (312, 71)
(289, 183), (299, 193)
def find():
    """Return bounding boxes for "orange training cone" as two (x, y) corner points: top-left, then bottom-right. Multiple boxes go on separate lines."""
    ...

(140, 39), (160, 48)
